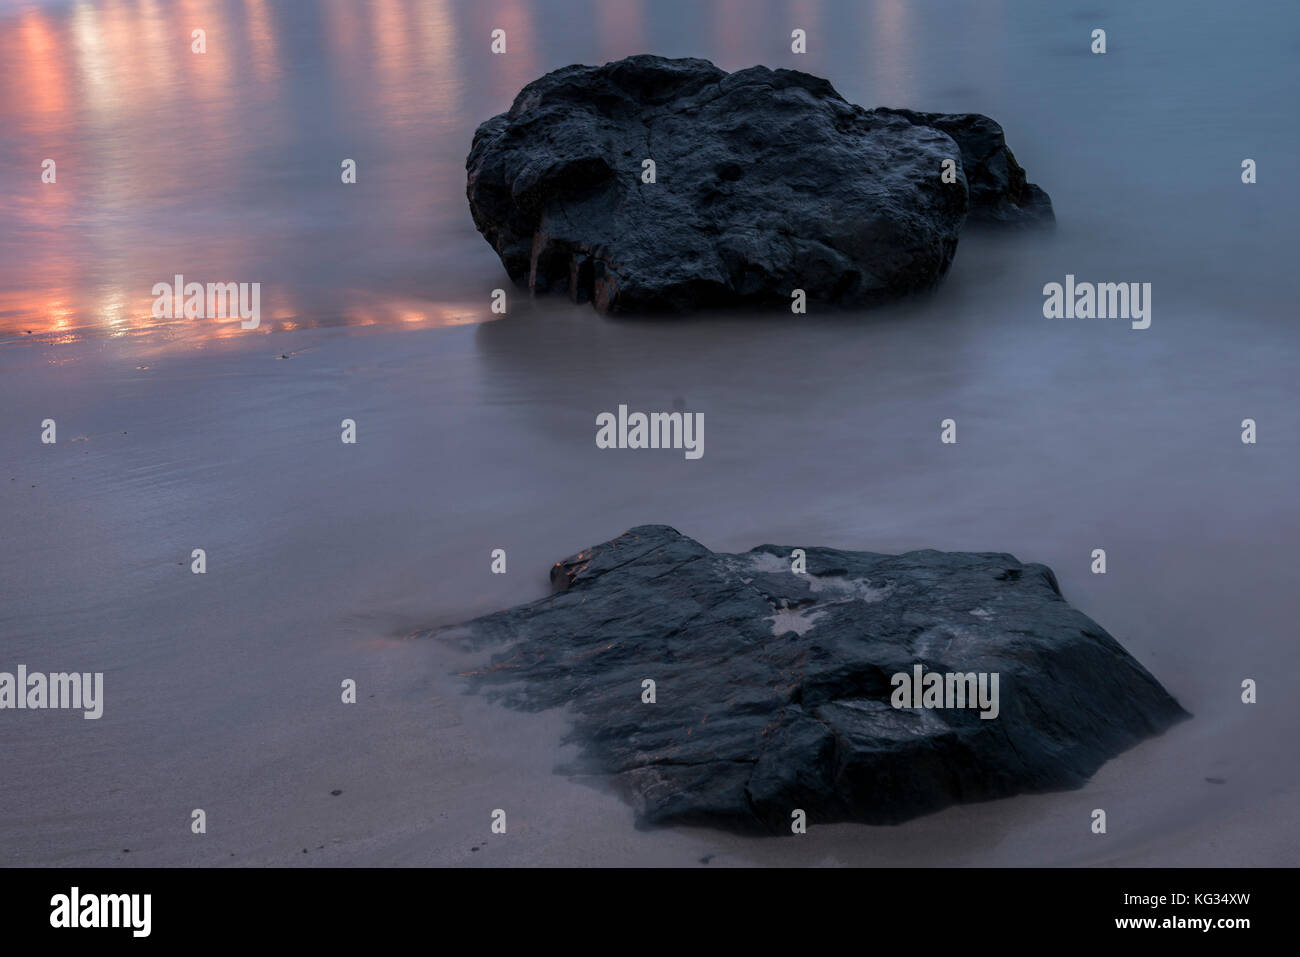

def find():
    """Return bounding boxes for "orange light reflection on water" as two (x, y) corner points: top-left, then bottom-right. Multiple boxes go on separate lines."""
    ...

(2, 0), (488, 349)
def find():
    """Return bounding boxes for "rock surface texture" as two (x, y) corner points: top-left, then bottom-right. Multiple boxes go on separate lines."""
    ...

(466, 55), (1053, 314)
(872, 108), (1056, 228)
(433, 525), (1187, 834)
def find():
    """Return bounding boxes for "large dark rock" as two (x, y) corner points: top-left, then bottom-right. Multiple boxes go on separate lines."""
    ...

(431, 525), (1187, 834)
(465, 55), (1053, 314)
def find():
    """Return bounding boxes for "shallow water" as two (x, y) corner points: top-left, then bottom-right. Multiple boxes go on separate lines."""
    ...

(1, 0), (1298, 865)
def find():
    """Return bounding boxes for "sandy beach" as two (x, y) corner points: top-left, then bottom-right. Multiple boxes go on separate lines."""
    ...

(3, 292), (1298, 866)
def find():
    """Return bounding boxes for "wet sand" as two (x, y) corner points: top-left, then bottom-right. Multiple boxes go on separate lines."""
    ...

(2, 294), (1297, 866)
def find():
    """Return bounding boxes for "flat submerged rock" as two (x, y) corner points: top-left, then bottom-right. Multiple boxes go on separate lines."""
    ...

(432, 525), (1187, 834)
(466, 55), (1053, 315)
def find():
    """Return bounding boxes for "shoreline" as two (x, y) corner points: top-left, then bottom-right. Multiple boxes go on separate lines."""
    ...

(2, 318), (1295, 867)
